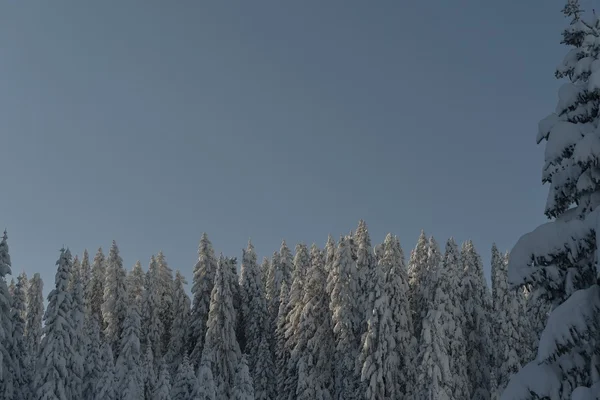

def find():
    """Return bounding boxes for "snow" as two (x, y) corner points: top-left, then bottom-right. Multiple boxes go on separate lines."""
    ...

(544, 121), (583, 163)
(573, 129), (600, 165)
(538, 113), (559, 143)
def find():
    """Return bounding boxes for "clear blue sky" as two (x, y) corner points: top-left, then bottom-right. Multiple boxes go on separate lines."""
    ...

(0, 0), (576, 292)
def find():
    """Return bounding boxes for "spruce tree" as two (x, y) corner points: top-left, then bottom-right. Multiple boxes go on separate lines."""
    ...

(102, 240), (128, 357)
(115, 295), (143, 400)
(34, 248), (75, 400)
(11, 270), (31, 399)
(200, 255), (241, 398)
(165, 270), (191, 374)
(82, 319), (102, 400)
(328, 236), (361, 400)
(87, 248), (106, 327)
(0, 231), (14, 399)
(253, 334), (275, 400)
(197, 360), (217, 400)
(232, 356), (254, 400)
(279, 240), (294, 293)
(274, 281), (290, 398)
(189, 233), (217, 369)
(80, 249), (91, 299)
(407, 230), (429, 338)
(142, 346), (157, 400)
(127, 260), (145, 309)
(156, 251), (174, 354)
(153, 361), (172, 400)
(355, 220), (377, 339)
(94, 343), (116, 400)
(25, 273), (44, 358)
(69, 256), (86, 400)
(295, 243), (334, 400)
(143, 255), (164, 360)
(171, 355), (199, 400)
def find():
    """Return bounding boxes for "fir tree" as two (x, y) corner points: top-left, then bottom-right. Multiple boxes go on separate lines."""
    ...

(143, 255), (164, 360)
(83, 319), (102, 400)
(232, 356), (254, 400)
(189, 233), (217, 369)
(87, 248), (106, 327)
(355, 220), (377, 339)
(127, 260), (145, 309)
(165, 270), (191, 375)
(34, 248), (74, 400)
(279, 240), (294, 293)
(156, 251), (174, 354)
(153, 361), (172, 400)
(171, 355), (199, 400)
(115, 295), (143, 400)
(94, 343), (116, 400)
(274, 281), (290, 398)
(69, 255), (86, 400)
(407, 230), (429, 338)
(142, 346), (157, 400)
(25, 273), (44, 358)
(80, 249), (91, 299)
(253, 334), (275, 400)
(198, 360), (217, 400)
(200, 255), (241, 398)
(102, 240), (128, 357)
(0, 231), (14, 399)
(11, 270), (31, 399)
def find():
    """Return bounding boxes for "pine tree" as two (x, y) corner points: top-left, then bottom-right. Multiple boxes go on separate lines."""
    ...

(198, 360), (217, 400)
(165, 270), (191, 375)
(283, 242), (310, 399)
(171, 355), (199, 400)
(143, 255), (164, 360)
(87, 248), (106, 327)
(200, 255), (242, 398)
(153, 361), (172, 400)
(69, 255), (86, 400)
(407, 230), (429, 338)
(0, 231), (14, 399)
(25, 273), (44, 358)
(102, 240), (128, 357)
(11, 270), (31, 399)
(232, 356), (254, 400)
(385, 234), (416, 398)
(127, 260), (145, 309)
(189, 233), (218, 369)
(83, 319), (102, 400)
(357, 245), (396, 400)
(34, 248), (75, 400)
(461, 240), (492, 399)
(239, 240), (267, 371)
(328, 236), (361, 400)
(156, 251), (174, 354)
(94, 343), (116, 400)
(294, 243), (334, 400)
(115, 295), (143, 400)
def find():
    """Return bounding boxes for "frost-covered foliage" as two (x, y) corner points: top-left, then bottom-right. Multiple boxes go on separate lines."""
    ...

(156, 251), (174, 354)
(94, 343), (116, 400)
(142, 346), (157, 399)
(274, 281), (291, 398)
(153, 361), (172, 400)
(232, 356), (254, 400)
(502, 2), (600, 398)
(408, 230), (430, 338)
(83, 319), (102, 400)
(198, 359), (217, 400)
(11, 270), (31, 399)
(143, 255), (165, 360)
(253, 333), (275, 400)
(189, 233), (217, 369)
(171, 355), (199, 400)
(69, 255), (86, 400)
(200, 255), (242, 398)
(25, 273), (44, 358)
(102, 241), (128, 355)
(0, 231), (14, 399)
(328, 236), (361, 400)
(127, 260), (145, 309)
(355, 220), (377, 339)
(34, 248), (75, 400)
(87, 248), (106, 327)
(165, 270), (190, 375)
(115, 295), (143, 400)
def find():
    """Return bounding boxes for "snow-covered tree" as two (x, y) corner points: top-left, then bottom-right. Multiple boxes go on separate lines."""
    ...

(279, 240), (294, 294)
(200, 255), (241, 398)
(156, 251), (174, 354)
(357, 242), (397, 400)
(142, 346), (157, 400)
(171, 355), (199, 400)
(355, 220), (377, 338)
(143, 255), (164, 360)
(274, 281), (290, 398)
(25, 272), (44, 357)
(153, 361), (172, 400)
(232, 356), (254, 400)
(87, 248), (106, 327)
(408, 230), (429, 338)
(189, 233), (218, 369)
(198, 360), (217, 400)
(94, 343), (116, 400)
(127, 260), (145, 309)
(83, 319), (102, 400)
(34, 248), (75, 400)
(0, 231), (14, 399)
(461, 240), (492, 399)
(260, 257), (270, 294)
(11, 269), (31, 399)
(294, 243), (334, 400)
(115, 295), (143, 400)
(102, 240), (128, 356)
(502, 6), (600, 396)
(80, 249), (91, 298)
(165, 270), (191, 374)
(266, 251), (282, 321)
(69, 254), (86, 400)
(239, 240), (267, 370)
(328, 235), (361, 400)
(253, 334), (275, 400)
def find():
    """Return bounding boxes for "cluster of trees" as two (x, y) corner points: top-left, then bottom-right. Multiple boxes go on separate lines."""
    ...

(0, 219), (535, 400)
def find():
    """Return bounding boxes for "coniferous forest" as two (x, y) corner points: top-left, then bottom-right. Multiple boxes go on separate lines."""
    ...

(3, 0), (600, 399)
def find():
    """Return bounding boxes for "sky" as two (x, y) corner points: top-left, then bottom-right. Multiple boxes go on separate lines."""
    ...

(0, 0), (581, 293)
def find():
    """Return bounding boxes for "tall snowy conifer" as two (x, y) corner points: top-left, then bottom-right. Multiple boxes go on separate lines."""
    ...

(127, 260), (145, 309)
(69, 254), (86, 400)
(156, 251), (174, 353)
(142, 346), (157, 399)
(294, 243), (334, 400)
(355, 220), (377, 339)
(200, 255), (241, 398)
(102, 240), (128, 357)
(87, 248), (106, 327)
(503, 5), (600, 397)
(328, 236), (360, 400)
(0, 231), (14, 399)
(153, 361), (172, 400)
(25, 273), (44, 357)
(83, 319), (102, 400)
(408, 230), (430, 338)
(115, 294), (143, 400)
(171, 355), (199, 400)
(274, 280), (291, 398)
(253, 334), (275, 400)
(232, 356), (254, 400)
(11, 269), (30, 399)
(34, 248), (75, 400)
(165, 270), (191, 374)
(94, 343), (116, 400)
(189, 233), (217, 369)
(143, 255), (164, 360)
(198, 360), (217, 400)
(80, 249), (91, 298)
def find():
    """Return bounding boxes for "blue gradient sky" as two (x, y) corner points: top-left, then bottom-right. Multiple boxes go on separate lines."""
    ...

(0, 1), (575, 291)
